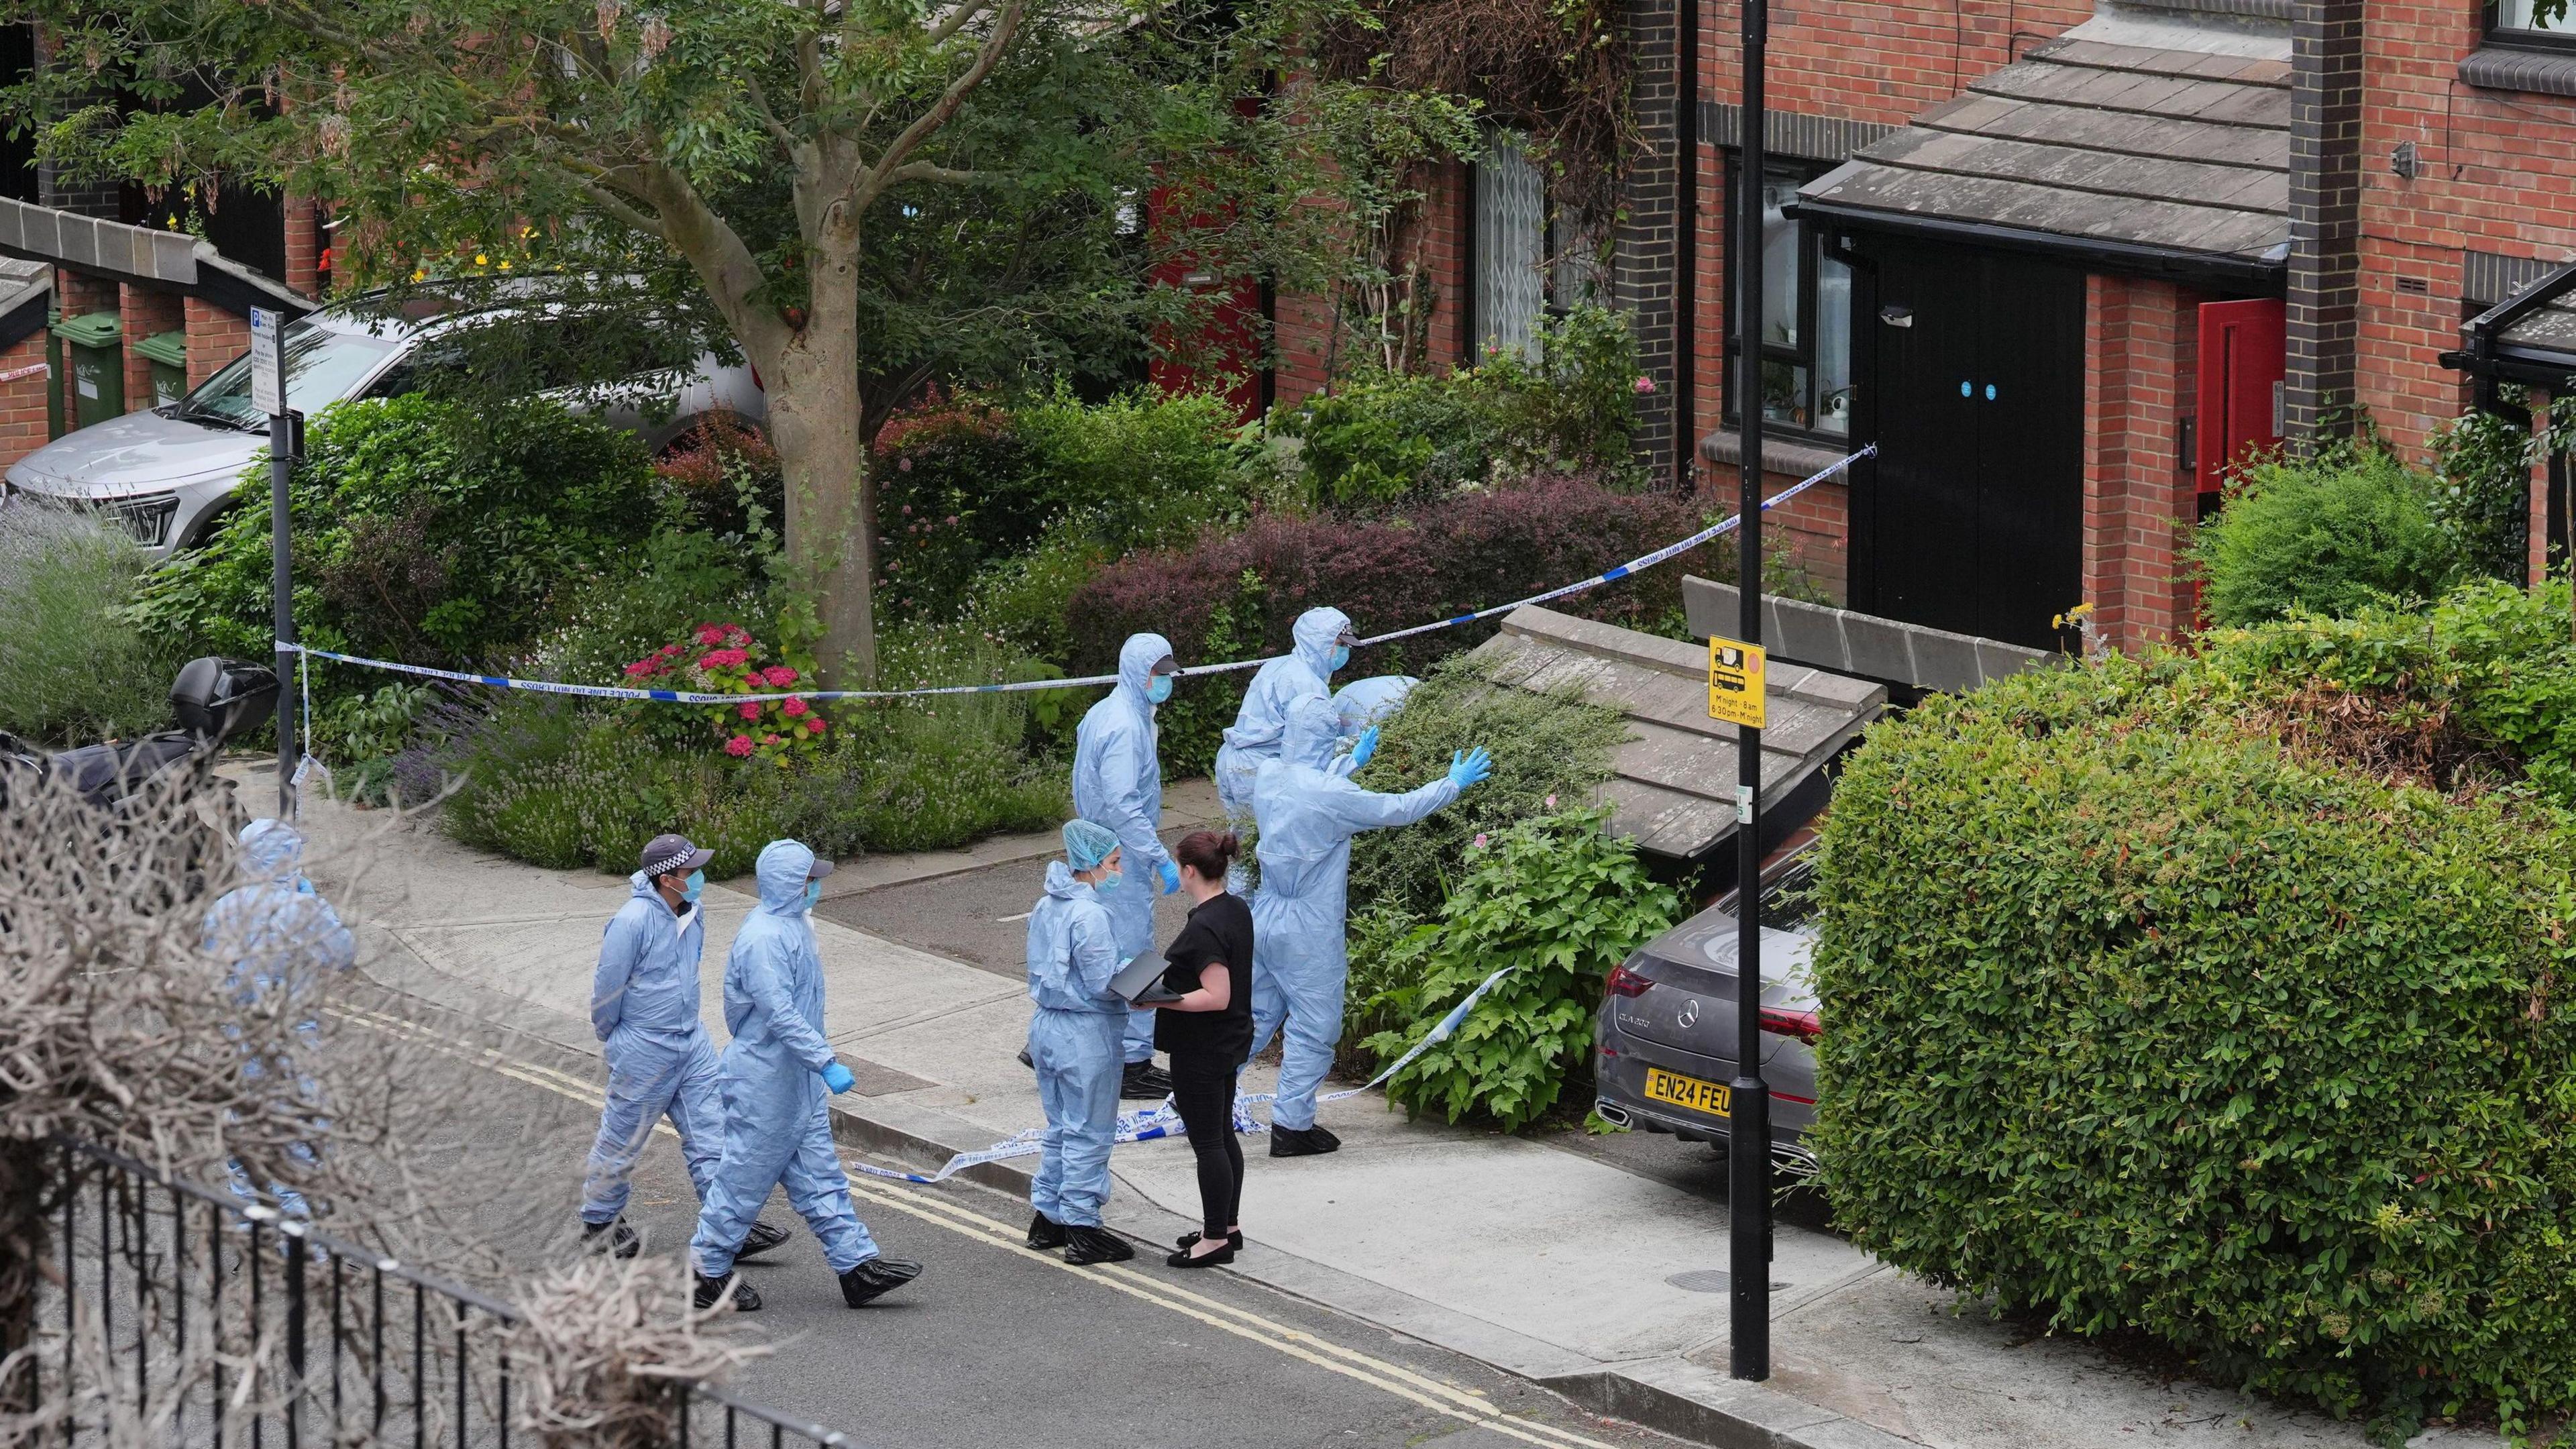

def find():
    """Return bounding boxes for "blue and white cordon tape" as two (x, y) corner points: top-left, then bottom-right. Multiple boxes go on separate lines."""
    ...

(272, 445), (1870, 706)
(843, 961), (1522, 1184)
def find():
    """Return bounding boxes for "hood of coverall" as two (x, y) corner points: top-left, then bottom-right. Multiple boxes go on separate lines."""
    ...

(1291, 608), (1351, 685)
(754, 839), (818, 914)
(239, 819), (305, 882)
(1042, 859), (1092, 900)
(1281, 693), (1345, 771)
(1117, 631), (1175, 712)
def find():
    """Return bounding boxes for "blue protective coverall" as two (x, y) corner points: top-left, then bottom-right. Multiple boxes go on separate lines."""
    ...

(689, 841), (881, 1279)
(1071, 631), (1175, 1065)
(1247, 696), (1460, 1130)
(1214, 608), (1358, 820)
(1332, 675), (1420, 734)
(1023, 860), (1128, 1228)
(204, 820), (356, 1216)
(581, 873), (724, 1224)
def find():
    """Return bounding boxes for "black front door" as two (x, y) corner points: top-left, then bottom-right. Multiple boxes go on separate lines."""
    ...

(1845, 239), (2085, 650)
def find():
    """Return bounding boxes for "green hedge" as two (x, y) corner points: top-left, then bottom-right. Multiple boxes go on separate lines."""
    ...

(1811, 645), (2576, 1438)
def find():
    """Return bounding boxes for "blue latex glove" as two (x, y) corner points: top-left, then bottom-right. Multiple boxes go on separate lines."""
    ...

(821, 1061), (857, 1094)
(1350, 725), (1380, 770)
(1158, 859), (1181, 895)
(1447, 746), (1495, 790)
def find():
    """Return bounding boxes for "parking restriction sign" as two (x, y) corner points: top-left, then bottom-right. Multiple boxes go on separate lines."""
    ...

(1707, 637), (1766, 729)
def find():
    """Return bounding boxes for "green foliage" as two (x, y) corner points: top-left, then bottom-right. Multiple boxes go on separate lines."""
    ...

(1279, 306), (1644, 508)
(957, 520), (1114, 669)
(311, 682), (439, 806)
(2186, 441), (2463, 627)
(134, 396), (663, 666)
(1012, 387), (1258, 553)
(442, 619), (1065, 873)
(1364, 808), (1682, 1131)
(2426, 387), (2576, 586)
(1810, 641), (2576, 1438)
(0, 505), (176, 747)
(1348, 653), (1632, 920)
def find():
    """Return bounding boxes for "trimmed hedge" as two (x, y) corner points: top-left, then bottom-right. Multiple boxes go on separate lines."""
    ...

(1811, 645), (2576, 1438)
(1064, 475), (1701, 775)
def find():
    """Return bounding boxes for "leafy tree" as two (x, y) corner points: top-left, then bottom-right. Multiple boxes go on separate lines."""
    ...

(9, 0), (1474, 680)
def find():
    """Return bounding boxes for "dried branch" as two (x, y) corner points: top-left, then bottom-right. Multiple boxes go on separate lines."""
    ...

(504, 1254), (767, 1448)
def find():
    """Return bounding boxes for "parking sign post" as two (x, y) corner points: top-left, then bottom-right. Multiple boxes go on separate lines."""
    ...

(251, 307), (298, 820)
(1729, 0), (1774, 1382)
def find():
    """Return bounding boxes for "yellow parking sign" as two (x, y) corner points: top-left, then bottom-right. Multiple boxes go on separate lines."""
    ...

(1707, 637), (1766, 729)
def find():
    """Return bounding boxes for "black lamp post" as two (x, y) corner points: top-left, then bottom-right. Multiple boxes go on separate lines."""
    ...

(1729, 0), (1773, 1384)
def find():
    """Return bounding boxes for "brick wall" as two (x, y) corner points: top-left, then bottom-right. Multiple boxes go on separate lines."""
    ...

(1617, 0), (1682, 484)
(2285, 0), (2365, 440)
(184, 295), (250, 390)
(0, 331), (53, 470)
(284, 195), (323, 299)
(119, 283), (184, 413)
(2353, 0), (2576, 455)
(2082, 275), (2202, 650)
(54, 266), (117, 321)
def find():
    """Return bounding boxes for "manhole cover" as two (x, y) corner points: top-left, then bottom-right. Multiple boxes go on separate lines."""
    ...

(1665, 1271), (1792, 1293)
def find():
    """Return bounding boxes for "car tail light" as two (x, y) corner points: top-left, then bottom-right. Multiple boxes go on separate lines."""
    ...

(1605, 963), (1653, 998)
(1759, 1007), (1823, 1043)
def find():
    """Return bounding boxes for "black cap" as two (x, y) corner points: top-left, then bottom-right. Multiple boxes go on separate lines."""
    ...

(640, 834), (714, 879)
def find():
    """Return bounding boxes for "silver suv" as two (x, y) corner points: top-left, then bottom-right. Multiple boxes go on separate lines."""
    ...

(2, 300), (763, 557)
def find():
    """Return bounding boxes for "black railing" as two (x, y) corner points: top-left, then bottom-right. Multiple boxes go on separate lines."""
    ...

(27, 1140), (849, 1448)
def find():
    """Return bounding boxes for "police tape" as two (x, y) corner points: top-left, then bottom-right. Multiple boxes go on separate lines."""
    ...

(272, 444), (1871, 706)
(843, 961), (1521, 1185)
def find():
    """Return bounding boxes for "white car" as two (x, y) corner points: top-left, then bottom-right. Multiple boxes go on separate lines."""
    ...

(1, 299), (763, 557)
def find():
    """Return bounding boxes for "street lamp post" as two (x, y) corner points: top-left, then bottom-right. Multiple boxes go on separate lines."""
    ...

(1729, 0), (1773, 1383)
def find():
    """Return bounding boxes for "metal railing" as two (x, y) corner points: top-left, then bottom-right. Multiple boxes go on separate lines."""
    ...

(24, 1140), (851, 1448)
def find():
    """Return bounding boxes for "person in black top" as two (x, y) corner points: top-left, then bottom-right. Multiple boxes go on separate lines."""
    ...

(1149, 830), (1256, 1267)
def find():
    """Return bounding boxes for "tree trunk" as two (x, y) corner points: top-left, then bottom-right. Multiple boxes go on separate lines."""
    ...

(766, 313), (877, 687)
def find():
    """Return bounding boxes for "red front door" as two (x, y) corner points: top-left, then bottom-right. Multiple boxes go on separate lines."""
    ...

(2195, 299), (2286, 506)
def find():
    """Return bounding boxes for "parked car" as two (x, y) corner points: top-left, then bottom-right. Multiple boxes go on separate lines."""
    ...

(0, 295), (763, 559)
(1593, 843), (1823, 1175)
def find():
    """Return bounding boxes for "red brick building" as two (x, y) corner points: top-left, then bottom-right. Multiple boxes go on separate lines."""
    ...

(1248, 0), (2576, 657)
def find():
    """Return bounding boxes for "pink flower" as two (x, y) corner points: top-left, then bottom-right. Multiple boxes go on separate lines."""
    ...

(898, 457), (912, 472)
(763, 733), (782, 745)
(1545, 794), (1558, 809)
(806, 716), (826, 733)
(696, 625), (727, 645)
(944, 515), (959, 526)
(698, 648), (750, 669)
(1633, 374), (1656, 394)
(1472, 833), (1491, 849)
(724, 627), (749, 645)
(782, 696), (809, 717)
(723, 735), (755, 757)
(762, 665), (799, 687)
(737, 701), (761, 720)
(623, 659), (654, 678)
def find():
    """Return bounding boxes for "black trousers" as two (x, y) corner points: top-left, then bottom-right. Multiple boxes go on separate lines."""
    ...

(1167, 1048), (1244, 1238)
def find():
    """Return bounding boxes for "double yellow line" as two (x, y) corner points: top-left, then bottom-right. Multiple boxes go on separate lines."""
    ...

(336, 1002), (1625, 1449)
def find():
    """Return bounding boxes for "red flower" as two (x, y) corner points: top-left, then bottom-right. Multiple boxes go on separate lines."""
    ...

(782, 696), (809, 717)
(723, 735), (755, 757)
(624, 660), (654, 677)
(737, 701), (761, 720)
(806, 716), (826, 733)
(762, 665), (799, 687)
(696, 625), (728, 645)
(698, 648), (751, 669)
(763, 733), (782, 745)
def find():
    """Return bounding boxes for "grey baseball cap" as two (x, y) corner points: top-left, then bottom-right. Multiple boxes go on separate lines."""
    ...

(639, 834), (714, 879)
(807, 857), (836, 880)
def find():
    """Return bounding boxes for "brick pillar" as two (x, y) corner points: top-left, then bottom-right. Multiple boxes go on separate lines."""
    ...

(2082, 276), (2196, 651)
(1615, 0), (1679, 485)
(54, 266), (117, 320)
(184, 295), (251, 389)
(119, 283), (184, 412)
(2284, 0), (2363, 441)
(284, 195), (323, 299)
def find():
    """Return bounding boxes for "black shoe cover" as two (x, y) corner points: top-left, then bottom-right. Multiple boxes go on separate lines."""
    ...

(1063, 1226), (1135, 1265)
(840, 1256), (923, 1307)
(737, 1219), (793, 1261)
(694, 1273), (761, 1312)
(1120, 1061), (1174, 1099)
(1269, 1125), (1340, 1158)
(580, 1216), (640, 1259)
(1027, 1212), (1069, 1250)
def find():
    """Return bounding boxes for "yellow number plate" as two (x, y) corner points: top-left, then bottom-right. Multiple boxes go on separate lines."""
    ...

(1642, 1067), (1731, 1117)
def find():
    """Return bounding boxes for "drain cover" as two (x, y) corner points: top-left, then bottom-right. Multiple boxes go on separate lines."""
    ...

(1665, 1271), (1791, 1293)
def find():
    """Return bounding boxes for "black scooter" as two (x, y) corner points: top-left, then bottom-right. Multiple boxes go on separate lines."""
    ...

(0, 657), (280, 810)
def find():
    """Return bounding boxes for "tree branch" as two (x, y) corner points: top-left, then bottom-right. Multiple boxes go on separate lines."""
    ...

(857, 0), (1028, 209)
(739, 71), (801, 160)
(880, 162), (990, 187)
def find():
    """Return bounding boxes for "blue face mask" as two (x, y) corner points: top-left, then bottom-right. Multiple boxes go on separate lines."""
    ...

(1095, 870), (1122, 894)
(1147, 674), (1173, 704)
(1331, 644), (1351, 672)
(804, 879), (823, 910)
(682, 869), (706, 903)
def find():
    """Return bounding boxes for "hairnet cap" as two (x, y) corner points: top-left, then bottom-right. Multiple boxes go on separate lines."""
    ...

(1063, 818), (1121, 871)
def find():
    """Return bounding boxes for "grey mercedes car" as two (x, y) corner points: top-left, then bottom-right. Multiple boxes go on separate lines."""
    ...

(2, 297), (763, 558)
(1593, 848), (1823, 1173)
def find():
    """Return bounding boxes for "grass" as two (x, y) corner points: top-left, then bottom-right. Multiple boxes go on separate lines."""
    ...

(0, 504), (178, 747)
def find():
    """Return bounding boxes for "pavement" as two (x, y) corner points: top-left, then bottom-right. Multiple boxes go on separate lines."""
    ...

(248, 760), (2508, 1449)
